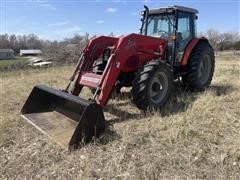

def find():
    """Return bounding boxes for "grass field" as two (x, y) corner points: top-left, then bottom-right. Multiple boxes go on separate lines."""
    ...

(0, 56), (29, 70)
(1, 52), (239, 179)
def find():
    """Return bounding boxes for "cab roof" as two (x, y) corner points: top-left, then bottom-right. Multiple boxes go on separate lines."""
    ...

(149, 5), (199, 15)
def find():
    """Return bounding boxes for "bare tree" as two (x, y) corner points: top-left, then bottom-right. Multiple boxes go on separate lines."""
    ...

(219, 31), (240, 50)
(201, 29), (240, 51)
(205, 29), (220, 50)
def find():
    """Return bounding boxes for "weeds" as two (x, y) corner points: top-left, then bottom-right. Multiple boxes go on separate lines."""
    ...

(1, 51), (240, 179)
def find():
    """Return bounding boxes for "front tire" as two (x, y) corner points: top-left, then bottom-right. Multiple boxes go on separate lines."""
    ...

(131, 60), (174, 110)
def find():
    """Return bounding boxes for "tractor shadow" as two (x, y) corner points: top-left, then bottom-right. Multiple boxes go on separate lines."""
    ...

(160, 83), (235, 116)
(105, 86), (194, 119)
(156, 85), (194, 117)
(106, 84), (235, 119)
(95, 101), (141, 145)
(99, 84), (235, 144)
(105, 100), (143, 125)
(96, 125), (122, 145)
(209, 84), (235, 96)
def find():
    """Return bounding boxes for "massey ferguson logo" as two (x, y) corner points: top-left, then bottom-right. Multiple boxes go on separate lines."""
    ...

(124, 39), (135, 49)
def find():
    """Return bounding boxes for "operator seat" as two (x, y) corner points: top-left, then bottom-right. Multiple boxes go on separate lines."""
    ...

(177, 32), (185, 51)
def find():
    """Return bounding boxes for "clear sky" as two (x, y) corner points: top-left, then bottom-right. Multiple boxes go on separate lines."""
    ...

(1, 0), (239, 40)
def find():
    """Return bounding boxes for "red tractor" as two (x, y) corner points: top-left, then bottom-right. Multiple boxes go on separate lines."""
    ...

(21, 5), (215, 150)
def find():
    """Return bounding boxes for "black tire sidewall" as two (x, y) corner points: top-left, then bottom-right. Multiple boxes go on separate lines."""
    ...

(196, 47), (214, 87)
(131, 60), (173, 110)
(183, 41), (215, 91)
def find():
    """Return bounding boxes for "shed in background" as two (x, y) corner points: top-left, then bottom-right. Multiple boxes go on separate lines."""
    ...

(0, 49), (15, 60)
(20, 49), (42, 56)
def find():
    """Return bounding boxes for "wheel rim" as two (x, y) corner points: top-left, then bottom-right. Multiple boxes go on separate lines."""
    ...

(148, 72), (168, 104)
(198, 54), (211, 84)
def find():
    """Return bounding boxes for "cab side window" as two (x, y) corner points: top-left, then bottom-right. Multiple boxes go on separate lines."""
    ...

(177, 12), (193, 50)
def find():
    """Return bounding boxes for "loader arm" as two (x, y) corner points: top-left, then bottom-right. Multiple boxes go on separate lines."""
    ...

(96, 33), (167, 106)
(72, 36), (119, 95)
(21, 34), (167, 150)
(79, 36), (119, 71)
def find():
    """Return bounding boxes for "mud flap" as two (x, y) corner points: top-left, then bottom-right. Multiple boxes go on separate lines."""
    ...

(21, 85), (105, 150)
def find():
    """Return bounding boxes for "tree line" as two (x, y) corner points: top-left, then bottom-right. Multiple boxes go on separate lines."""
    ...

(0, 28), (239, 63)
(0, 33), (90, 63)
(199, 29), (240, 51)
(0, 34), (45, 53)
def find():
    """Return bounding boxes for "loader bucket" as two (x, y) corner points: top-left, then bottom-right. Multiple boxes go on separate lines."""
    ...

(21, 85), (105, 150)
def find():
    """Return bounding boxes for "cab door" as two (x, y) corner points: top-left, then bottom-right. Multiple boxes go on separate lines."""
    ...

(176, 12), (195, 61)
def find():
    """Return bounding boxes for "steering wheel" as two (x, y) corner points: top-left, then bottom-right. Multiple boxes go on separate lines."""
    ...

(158, 30), (168, 38)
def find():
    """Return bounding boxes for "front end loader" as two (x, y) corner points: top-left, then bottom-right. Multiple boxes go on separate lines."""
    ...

(21, 34), (167, 150)
(21, 5), (215, 150)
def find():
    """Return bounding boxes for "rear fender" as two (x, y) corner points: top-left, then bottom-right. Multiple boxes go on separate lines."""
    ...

(181, 37), (209, 66)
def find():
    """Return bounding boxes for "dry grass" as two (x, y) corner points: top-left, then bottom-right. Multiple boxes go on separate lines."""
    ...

(1, 52), (240, 179)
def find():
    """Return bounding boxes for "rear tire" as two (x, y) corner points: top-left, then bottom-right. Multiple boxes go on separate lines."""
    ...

(131, 60), (174, 110)
(182, 41), (215, 91)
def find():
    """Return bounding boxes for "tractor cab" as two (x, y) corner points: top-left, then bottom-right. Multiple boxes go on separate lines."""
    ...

(140, 5), (198, 63)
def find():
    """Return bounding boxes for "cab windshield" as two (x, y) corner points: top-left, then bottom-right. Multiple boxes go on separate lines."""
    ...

(145, 14), (174, 39)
